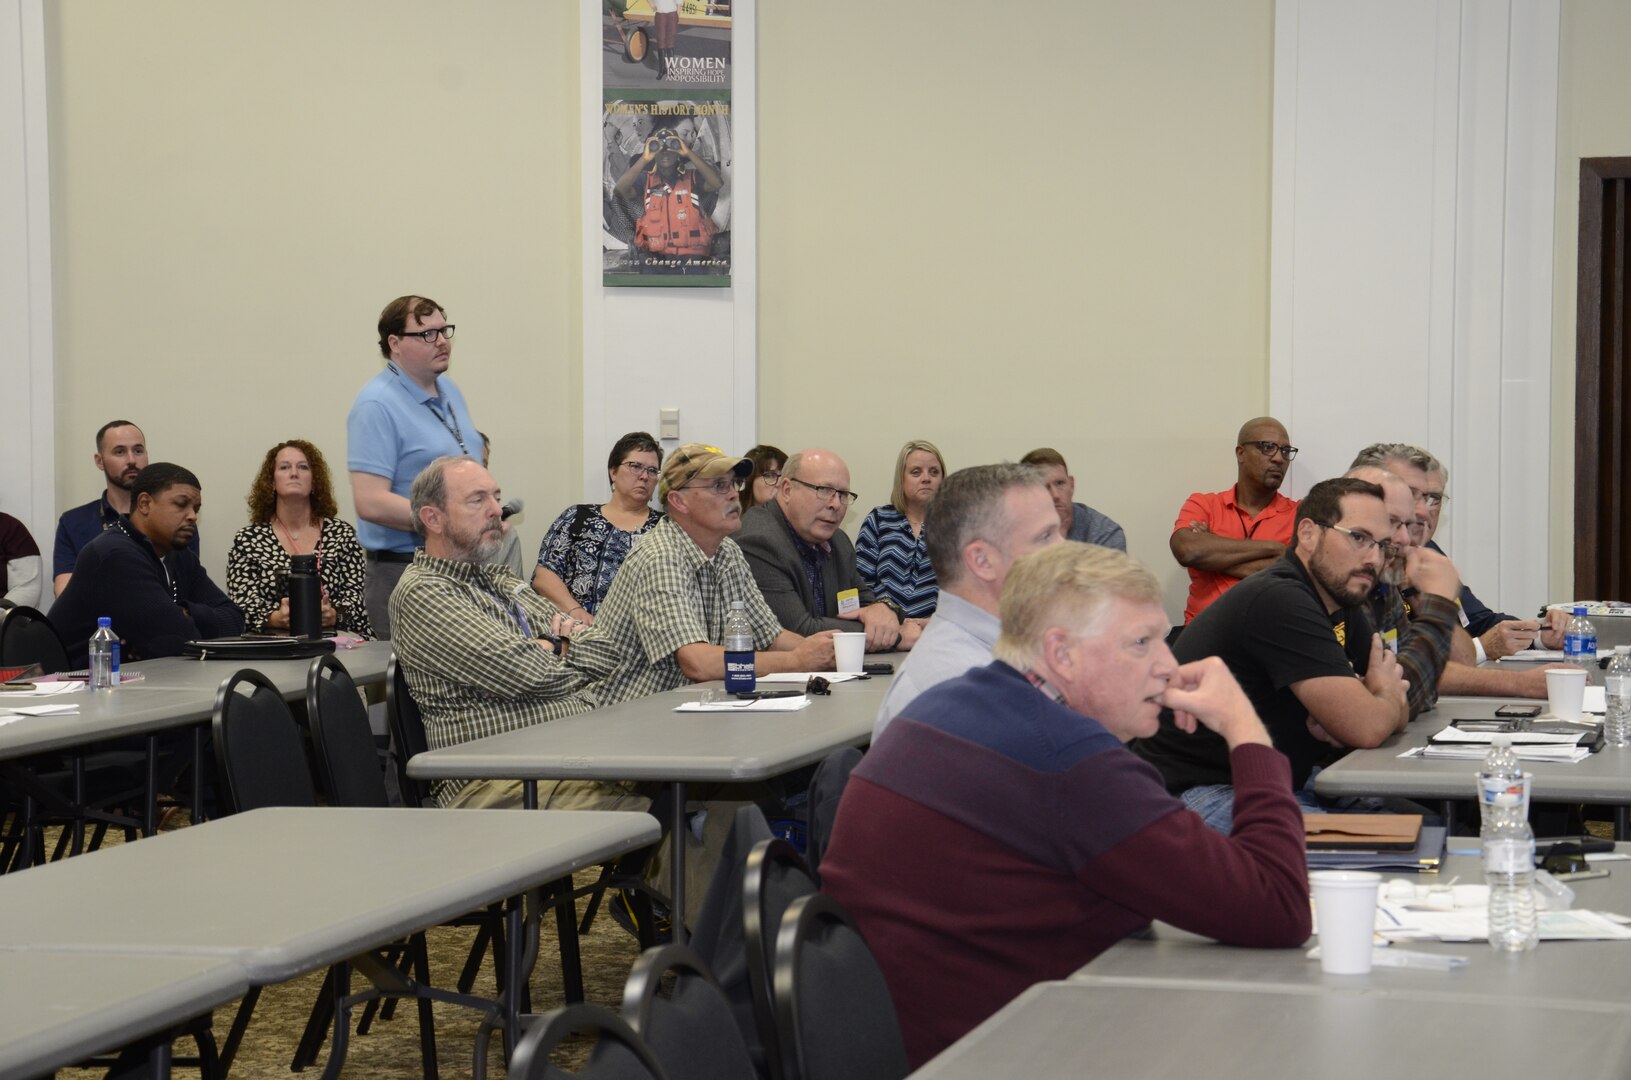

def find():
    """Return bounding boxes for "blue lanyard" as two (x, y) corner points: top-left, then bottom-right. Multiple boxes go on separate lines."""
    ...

(389, 363), (468, 455)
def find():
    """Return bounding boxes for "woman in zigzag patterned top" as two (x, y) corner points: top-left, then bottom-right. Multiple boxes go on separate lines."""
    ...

(855, 439), (946, 619)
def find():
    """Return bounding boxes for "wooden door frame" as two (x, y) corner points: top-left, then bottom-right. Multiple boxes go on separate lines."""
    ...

(1575, 157), (1631, 597)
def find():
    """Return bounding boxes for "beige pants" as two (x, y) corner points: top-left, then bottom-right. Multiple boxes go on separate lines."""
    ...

(446, 777), (759, 926)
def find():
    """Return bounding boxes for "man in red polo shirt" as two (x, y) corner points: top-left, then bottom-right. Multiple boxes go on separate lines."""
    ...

(1170, 417), (1300, 623)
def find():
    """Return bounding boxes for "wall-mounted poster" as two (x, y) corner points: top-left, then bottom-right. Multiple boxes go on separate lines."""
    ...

(602, 0), (731, 89)
(602, 92), (732, 286)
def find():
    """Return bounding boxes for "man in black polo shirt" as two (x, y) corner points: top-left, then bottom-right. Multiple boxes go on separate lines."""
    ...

(1133, 476), (1461, 833)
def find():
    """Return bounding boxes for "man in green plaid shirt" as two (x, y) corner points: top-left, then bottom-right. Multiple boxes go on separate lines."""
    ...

(576, 442), (836, 706)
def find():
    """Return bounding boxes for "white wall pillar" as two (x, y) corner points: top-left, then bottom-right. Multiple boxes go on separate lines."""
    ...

(0, 0), (55, 594)
(580, 0), (755, 498)
(1271, 0), (1559, 615)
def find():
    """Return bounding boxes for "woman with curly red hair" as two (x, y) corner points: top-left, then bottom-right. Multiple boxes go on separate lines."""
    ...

(226, 439), (373, 637)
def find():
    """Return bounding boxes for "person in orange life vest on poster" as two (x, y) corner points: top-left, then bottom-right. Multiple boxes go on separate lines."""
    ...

(613, 126), (724, 272)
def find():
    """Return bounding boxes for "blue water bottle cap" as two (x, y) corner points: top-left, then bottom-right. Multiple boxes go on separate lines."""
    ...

(97, 617), (111, 628)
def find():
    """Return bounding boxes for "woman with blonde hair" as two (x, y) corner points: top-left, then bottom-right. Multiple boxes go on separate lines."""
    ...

(855, 439), (946, 618)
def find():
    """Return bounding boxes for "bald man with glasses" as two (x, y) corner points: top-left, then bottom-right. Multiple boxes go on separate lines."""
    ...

(737, 448), (924, 652)
(1170, 417), (1302, 624)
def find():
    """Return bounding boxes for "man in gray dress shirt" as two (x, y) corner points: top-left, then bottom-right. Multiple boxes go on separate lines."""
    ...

(873, 463), (1063, 739)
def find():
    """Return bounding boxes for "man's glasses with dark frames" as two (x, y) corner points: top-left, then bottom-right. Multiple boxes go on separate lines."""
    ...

(1314, 521), (1399, 561)
(1241, 440), (1298, 460)
(398, 325), (456, 343)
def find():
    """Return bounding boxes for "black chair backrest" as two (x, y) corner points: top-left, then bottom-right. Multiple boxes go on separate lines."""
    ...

(306, 654), (390, 808)
(623, 944), (756, 1080)
(211, 668), (319, 813)
(0, 606), (70, 674)
(804, 746), (862, 880)
(772, 893), (909, 1080)
(508, 1002), (669, 1080)
(386, 654), (434, 807)
(742, 838), (818, 1080)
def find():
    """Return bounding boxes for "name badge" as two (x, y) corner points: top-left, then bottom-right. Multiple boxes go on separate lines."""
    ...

(836, 588), (860, 617)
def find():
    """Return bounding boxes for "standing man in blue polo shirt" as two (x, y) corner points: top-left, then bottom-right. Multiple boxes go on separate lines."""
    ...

(52, 419), (199, 597)
(347, 295), (478, 637)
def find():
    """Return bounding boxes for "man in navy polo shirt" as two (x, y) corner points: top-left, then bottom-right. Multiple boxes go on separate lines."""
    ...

(347, 295), (478, 637)
(53, 420), (203, 597)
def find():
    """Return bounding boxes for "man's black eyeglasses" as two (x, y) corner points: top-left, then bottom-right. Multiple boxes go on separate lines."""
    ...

(398, 325), (456, 343)
(1241, 440), (1297, 460)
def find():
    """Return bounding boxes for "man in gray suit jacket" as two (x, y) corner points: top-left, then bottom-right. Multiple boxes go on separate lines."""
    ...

(736, 448), (922, 652)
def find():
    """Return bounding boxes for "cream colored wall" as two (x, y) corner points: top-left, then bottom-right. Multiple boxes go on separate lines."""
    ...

(46, 1), (581, 584)
(757, 0), (1276, 619)
(1552, 0), (1631, 600)
(47, 1), (1277, 622)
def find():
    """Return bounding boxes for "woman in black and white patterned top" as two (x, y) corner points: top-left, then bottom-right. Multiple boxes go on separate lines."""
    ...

(226, 439), (374, 638)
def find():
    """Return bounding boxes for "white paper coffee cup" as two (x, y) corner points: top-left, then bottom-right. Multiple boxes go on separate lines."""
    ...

(834, 632), (866, 674)
(1310, 870), (1381, 975)
(1546, 667), (1588, 722)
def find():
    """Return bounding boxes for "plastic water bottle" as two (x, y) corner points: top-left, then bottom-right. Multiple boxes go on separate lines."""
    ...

(723, 600), (755, 694)
(88, 617), (120, 690)
(1483, 791), (1538, 952)
(1476, 734), (1526, 829)
(1607, 646), (1631, 748)
(1563, 605), (1597, 666)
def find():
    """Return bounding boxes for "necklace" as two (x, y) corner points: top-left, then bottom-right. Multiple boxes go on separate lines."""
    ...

(274, 515), (317, 554)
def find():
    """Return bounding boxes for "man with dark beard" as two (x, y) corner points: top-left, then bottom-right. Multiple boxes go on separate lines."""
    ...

(53, 420), (199, 595)
(1133, 477), (1454, 833)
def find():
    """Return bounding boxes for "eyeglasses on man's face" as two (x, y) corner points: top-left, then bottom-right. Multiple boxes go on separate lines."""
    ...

(399, 325), (456, 344)
(1241, 440), (1298, 461)
(682, 476), (745, 497)
(1406, 484), (1446, 509)
(789, 476), (858, 507)
(1316, 521), (1399, 562)
(619, 461), (660, 480)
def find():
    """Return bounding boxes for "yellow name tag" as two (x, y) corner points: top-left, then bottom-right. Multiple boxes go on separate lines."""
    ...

(836, 588), (860, 617)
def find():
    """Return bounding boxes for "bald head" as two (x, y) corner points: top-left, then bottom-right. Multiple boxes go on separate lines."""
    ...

(1344, 465), (1413, 552)
(1235, 417), (1292, 494)
(777, 448), (854, 544)
(1237, 416), (1286, 446)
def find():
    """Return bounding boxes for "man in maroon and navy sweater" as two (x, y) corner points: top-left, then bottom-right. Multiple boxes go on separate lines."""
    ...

(821, 543), (1312, 1068)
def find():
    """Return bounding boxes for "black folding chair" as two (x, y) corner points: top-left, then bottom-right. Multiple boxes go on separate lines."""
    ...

(771, 892), (909, 1080)
(508, 1003), (668, 1080)
(0, 605), (70, 673)
(803, 746), (861, 879)
(742, 837), (818, 1080)
(386, 654), (434, 807)
(212, 667), (441, 1078)
(308, 653), (509, 1001)
(622, 944), (755, 1080)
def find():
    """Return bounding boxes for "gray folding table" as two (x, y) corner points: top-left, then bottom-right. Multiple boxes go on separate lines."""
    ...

(1314, 695), (1631, 836)
(0, 639), (395, 853)
(908, 980), (1631, 1079)
(0, 952), (246, 1080)
(407, 669), (890, 943)
(1075, 846), (1631, 1007)
(0, 805), (659, 1075)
